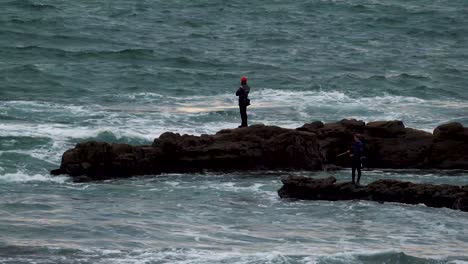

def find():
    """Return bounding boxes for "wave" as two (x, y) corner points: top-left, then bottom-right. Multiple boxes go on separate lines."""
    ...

(76, 48), (156, 60)
(90, 89), (468, 131)
(406, 27), (467, 39)
(0, 17), (65, 29)
(151, 88), (467, 111)
(2, 88), (468, 129)
(0, 29), (127, 52)
(0, 90), (466, 174)
(0, 64), (65, 92)
(0, 45), (156, 61)
(0, 135), (51, 151)
(0, 245), (464, 264)
(0, 123), (154, 146)
(328, 72), (435, 92)
(0, 64), (52, 76)
(5, 0), (58, 10)
(0, 99), (237, 140)
(85, 131), (152, 145)
(0, 170), (66, 183)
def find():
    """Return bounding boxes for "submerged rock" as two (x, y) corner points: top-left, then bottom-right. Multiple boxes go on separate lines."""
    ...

(278, 176), (468, 212)
(51, 121), (468, 180)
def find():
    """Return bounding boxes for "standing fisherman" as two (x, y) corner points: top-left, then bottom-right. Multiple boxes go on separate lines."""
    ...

(347, 134), (364, 186)
(236, 76), (250, 128)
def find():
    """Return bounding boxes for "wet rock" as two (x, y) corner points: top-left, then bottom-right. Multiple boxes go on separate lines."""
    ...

(366, 120), (405, 137)
(50, 168), (63, 176)
(278, 176), (468, 212)
(298, 119), (435, 169)
(51, 121), (468, 180)
(323, 164), (343, 171)
(453, 197), (468, 211)
(297, 121), (324, 131)
(429, 123), (468, 169)
(339, 118), (366, 130)
(364, 127), (433, 168)
(433, 122), (465, 140)
(297, 119), (360, 166)
(55, 125), (324, 180)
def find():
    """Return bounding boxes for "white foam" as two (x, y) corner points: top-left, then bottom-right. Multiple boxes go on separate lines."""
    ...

(111, 89), (468, 131)
(0, 100), (90, 113)
(0, 123), (156, 143)
(251, 88), (467, 109)
(196, 181), (270, 194)
(0, 91), (466, 174)
(89, 248), (312, 264)
(2, 90), (466, 140)
(74, 246), (464, 264)
(165, 181), (180, 187)
(0, 171), (67, 183)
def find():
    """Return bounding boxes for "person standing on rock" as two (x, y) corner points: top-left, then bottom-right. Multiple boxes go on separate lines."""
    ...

(347, 134), (364, 186)
(236, 76), (250, 128)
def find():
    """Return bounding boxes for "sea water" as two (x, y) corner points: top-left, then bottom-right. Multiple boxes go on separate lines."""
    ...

(1, 0), (467, 263)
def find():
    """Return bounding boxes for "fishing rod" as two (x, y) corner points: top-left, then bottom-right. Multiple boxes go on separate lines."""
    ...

(335, 151), (349, 158)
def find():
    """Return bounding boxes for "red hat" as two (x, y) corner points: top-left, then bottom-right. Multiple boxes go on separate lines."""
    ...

(241, 76), (248, 82)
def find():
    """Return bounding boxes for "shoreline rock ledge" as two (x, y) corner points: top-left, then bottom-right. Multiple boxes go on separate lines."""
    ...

(278, 176), (468, 212)
(50, 120), (468, 181)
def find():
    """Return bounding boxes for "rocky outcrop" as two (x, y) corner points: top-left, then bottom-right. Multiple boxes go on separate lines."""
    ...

(297, 120), (468, 170)
(51, 120), (468, 180)
(278, 176), (468, 212)
(51, 124), (324, 180)
(429, 122), (468, 169)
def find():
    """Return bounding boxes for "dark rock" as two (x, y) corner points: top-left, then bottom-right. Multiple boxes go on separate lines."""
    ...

(54, 125), (324, 180)
(298, 119), (436, 169)
(339, 119), (366, 130)
(278, 176), (468, 212)
(304, 119), (360, 165)
(323, 164), (343, 171)
(428, 123), (468, 169)
(297, 121), (324, 131)
(433, 122), (467, 141)
(364, 128), (433, 168)
(453, 198), (468, 211)
(366, 120), (405, 137)
(50, 169), (63, 176)
(51, 121), (468, 180)
(278, 176), (337, 199)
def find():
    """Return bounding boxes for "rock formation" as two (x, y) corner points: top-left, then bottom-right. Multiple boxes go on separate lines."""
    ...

(51, 120), (468, 181)
(297, 120), (468, 170)
(278, 176), (468, 212)
(51, 124), (324, 180)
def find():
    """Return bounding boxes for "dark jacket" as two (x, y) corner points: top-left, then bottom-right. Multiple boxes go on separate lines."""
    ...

(351, 140), (364, 158)
(236, 85), (250, 106)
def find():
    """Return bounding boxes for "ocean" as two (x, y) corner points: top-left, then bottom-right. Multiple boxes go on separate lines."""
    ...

(0, 0), (467, 263)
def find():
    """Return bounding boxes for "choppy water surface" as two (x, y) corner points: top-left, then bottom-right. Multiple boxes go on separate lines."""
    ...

(1, 171), (468, 264)
(1, 0), (468, 263)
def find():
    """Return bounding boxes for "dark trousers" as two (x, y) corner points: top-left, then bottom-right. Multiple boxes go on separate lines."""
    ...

(351, 158), (361, 184)
(239, 105), (247, 127)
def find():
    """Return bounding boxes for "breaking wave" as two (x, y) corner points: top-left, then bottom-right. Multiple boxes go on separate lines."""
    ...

(0, 245), (465, 264)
